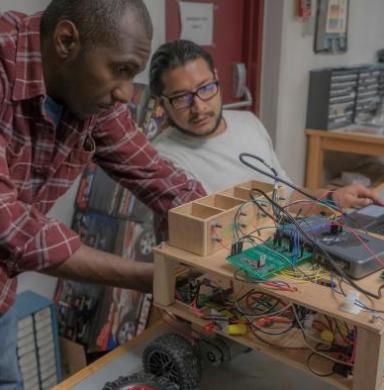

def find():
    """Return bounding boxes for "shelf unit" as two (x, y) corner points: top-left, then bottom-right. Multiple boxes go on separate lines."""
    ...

(15, 291), (62, 390)
(154, 181), (384, 390)
(306, 64), (384, 130)
(169, 180), (285, 256)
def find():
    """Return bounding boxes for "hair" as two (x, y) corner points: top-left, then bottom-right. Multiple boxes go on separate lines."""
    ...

(41, 0), (153, 49)
(150, 39), (215, 96)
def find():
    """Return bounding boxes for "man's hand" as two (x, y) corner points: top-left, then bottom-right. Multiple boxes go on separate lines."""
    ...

(332, 184), (384, 209)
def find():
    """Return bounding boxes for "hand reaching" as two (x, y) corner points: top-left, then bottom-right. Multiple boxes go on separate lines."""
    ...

(332, 184), (384, 209)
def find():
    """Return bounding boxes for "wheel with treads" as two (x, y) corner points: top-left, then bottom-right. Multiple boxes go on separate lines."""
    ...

(143, 333), (201, 390)
(102, 372), (179, 390)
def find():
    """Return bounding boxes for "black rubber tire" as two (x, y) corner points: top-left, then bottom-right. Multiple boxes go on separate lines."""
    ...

(102, 372), (179, 390)
(143, 333), (201, 390)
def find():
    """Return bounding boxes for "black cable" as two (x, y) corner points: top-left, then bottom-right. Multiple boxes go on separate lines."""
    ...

(232, 199), (256, 242)
(232, 198), (276, 243)
(235, 287), (256, 302)
(235, 289), (284, 317)
(243, 153), (282, 220)
(239, 153), (329, 204)
(249, 192), (277, 221)
(239, 153), (357, 221)
(247, 295), (281, 315)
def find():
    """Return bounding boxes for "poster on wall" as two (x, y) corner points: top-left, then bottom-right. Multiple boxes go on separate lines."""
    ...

(179, 2), (214, 46)
(314, 0), (349, 54)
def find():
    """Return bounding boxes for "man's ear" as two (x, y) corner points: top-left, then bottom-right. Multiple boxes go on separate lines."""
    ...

(53, 20), (81, 60)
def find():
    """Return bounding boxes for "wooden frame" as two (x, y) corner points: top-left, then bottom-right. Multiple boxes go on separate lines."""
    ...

(154, 180), (384, 389)
(168, 180), (285, 256)
(153, 246), (384, 389)
(305, 129), (384, 189)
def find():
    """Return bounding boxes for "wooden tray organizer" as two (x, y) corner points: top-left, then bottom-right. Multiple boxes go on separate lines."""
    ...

(168, 180), (286, 256)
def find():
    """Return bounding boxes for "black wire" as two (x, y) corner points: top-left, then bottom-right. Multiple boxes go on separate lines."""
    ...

(193, 281), (202, 308)
(294, 305), (313, 325)
(235, 287), (257, 302)
(246, 296), (281, 316)
(241, 153), (283, 221)
(239, 153), (360, 224)
(232, 199), (257, 242)
(248, 187), (381, 300)
(259, 300), (281, 314)
(249, 192), (276, 221)
(236, 225), (272, 246)
(239, 153), (329, 204)
(235, 289), (284, 316)
(232, 197), (276, 244)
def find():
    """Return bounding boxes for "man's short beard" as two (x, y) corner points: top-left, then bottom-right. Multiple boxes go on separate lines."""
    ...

(167, 108), (223, 138)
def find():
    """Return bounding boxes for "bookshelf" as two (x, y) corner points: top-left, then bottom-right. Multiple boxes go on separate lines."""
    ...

(14, 291), (61, 390)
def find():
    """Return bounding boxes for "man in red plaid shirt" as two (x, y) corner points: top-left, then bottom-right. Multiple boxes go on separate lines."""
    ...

(0, 0), (205, 386)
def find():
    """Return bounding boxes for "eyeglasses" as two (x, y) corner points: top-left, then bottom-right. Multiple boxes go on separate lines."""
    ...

(162, 80), (219, 110)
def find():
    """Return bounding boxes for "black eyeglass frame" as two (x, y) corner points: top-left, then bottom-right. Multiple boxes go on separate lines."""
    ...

(161, 80), (220, 110)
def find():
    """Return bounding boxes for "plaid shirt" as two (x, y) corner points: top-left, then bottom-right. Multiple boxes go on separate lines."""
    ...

(0, 11), (205, 314)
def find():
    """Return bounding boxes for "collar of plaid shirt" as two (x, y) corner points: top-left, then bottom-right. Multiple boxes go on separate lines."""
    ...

(11, 12), (47, 101)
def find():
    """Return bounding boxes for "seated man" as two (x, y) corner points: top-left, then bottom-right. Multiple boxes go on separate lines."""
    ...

(150, 39), (383, 209)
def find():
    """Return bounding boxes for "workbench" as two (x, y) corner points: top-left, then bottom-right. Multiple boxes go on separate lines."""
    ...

(305, 129), (384, 189)
(153, 241), (384, 390)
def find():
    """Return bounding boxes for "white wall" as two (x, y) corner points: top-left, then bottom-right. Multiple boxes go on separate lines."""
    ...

(0, 0), (50, 13)
(261, 0), (384, 185)
(2, 0), (165, 299)
(136, 0), (165, 84)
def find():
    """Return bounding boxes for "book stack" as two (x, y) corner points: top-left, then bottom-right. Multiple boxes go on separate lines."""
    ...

(14, 291), (61, 390)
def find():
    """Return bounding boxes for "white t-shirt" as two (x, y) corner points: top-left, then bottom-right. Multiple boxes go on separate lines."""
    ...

(153, 110), (291, 194)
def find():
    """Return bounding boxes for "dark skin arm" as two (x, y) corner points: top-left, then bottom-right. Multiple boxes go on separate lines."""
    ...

(41, 186), (380, 290)
(41, 244), (153, 293)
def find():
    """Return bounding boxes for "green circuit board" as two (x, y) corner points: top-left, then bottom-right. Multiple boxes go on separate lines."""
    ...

(227, 239), (313, 280)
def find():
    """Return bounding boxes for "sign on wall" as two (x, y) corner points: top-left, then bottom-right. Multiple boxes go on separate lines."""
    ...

(179, 2), (214, 46)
